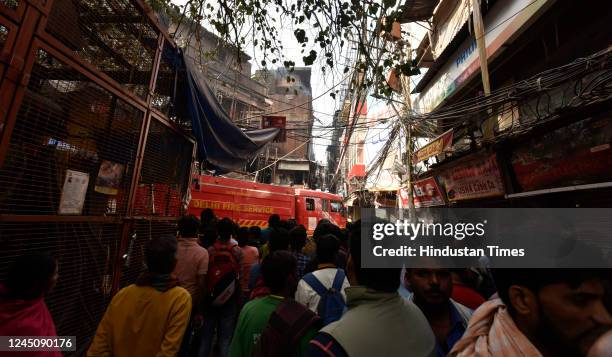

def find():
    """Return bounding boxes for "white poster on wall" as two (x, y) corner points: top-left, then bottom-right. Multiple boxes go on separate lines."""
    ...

(59, 170), (89, 215)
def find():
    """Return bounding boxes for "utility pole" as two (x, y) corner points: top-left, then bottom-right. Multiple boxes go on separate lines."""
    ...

(398, 38), (417, 220)
(471, 0), (494, 139)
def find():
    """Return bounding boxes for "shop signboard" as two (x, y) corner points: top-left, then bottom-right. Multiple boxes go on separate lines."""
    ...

(414, 0), (553, 113)
(403, 177), (446, 208)
(437, 153), (505, 201)
(511, 116), (612, 192)
(413, 129), (454, 163)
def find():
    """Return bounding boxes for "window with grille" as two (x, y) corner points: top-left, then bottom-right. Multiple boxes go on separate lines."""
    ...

(331, 201), (342, 212)
(46, 0), (158, 99)
(322, 199), (329, 211)
(306, 198), (315, 211)
(0, 49), (143, 215)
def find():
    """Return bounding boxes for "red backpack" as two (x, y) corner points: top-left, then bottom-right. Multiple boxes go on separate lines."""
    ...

(207, 241), (240, 306)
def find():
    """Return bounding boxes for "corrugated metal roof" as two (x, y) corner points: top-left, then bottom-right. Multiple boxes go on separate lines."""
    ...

(398, 0), (441, 23)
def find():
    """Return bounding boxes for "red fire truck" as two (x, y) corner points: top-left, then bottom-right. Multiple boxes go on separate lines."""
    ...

(187, 175), (346, 234)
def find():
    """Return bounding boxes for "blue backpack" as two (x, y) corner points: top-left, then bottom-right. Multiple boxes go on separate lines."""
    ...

(302, 269), (346, 325)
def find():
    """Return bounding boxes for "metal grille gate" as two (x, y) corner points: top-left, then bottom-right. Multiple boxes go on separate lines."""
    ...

(0, 1), (194, 355)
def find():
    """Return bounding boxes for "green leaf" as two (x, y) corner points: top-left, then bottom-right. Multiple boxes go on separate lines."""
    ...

(303, 50), (317, 65)
(294, 29), (307, 43)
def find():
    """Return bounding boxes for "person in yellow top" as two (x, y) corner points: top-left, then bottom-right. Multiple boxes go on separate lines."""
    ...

(88, 235), (192, 357)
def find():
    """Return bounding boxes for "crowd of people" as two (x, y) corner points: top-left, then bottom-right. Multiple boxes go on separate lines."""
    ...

(1, 210), (611, 357)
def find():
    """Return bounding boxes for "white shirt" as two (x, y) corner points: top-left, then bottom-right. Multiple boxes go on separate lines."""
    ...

(295, 268), (350, 312)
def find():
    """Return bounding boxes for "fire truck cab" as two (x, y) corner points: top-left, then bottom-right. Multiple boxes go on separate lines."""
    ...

(187, 175), (346, 234)
(294, 189), (347, 234)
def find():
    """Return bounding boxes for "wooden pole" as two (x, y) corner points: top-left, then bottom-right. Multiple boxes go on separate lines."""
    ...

(398, 40), (416, 219)
(471, 0), (494, 139)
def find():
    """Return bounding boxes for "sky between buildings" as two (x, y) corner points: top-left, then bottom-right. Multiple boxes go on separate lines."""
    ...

(170, 1), (428, 169)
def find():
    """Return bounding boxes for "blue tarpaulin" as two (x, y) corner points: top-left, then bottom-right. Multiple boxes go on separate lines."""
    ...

(180, 51), (279, 171)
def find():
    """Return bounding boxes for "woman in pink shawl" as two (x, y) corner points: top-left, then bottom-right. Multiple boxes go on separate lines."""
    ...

(0, 252), (61, 357)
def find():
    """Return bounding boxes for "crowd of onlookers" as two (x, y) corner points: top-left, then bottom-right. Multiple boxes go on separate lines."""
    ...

(1, 210), (611, 357)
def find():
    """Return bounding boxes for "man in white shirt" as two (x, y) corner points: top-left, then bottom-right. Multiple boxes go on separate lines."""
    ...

(295, 234), (350, 318)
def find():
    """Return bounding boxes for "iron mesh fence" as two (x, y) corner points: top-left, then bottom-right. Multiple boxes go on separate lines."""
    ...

(0, 221), (122, 356)
(0, 22), (7, 79)
(0, 0), (19, 10)
(118, 219), (178, 288)
(0, 1), (194, 355)
(46, 0), (158, 99)
(152, 42), (191, 129)
(134, 119), (192, 217)
(0, 49), (143, 215)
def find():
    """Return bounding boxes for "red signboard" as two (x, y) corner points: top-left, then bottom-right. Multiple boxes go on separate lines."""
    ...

(437, 153), (505, 201)
(347, 164), (366, 180)
(511, 115), (612, 192)
(412, 177), (446, 207)
(262, 115), (286, 142)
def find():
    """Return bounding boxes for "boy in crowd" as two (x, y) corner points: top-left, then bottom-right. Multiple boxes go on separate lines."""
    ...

(89, 235), (191, 357)
(289, 225), (310, 279)
(248, 227), (291, 299)
(200, 218), (243, 357)
(295, 234), (349, 323)
(1, 252), (61, 357)
(230, 251), (318, 357)
(237, 226), (259, 304)
(248, 226), (261, 248)
(174, 215), (209, 356)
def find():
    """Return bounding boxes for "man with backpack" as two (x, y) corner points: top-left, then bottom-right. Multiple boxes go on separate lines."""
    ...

(307, 222), (436, 357)
(229, 251), (321, 357)
(296, 234), (349, 326)
(199, 218), (243, 357)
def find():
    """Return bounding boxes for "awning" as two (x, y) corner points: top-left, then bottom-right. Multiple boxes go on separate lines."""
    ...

(347, 164), (366, 180)
(181, 51), (279, 171)
(398, 0), (440, 23)
(506, 182), (612, 199)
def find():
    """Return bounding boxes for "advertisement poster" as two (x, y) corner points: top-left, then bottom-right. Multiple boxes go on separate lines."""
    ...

(94, 160), (125, 195)
(412, 177), (446, 208)
(59, 170), (90, 214)
(438, 153), (505, 201)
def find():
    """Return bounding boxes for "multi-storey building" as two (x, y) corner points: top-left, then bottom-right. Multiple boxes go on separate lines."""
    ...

(404, 0), (611, 208)
(254, 67), (318, 187)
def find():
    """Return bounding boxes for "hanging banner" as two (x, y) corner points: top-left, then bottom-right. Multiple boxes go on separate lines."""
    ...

(413, 129), (453, 163)
(438, 153), (505, 201)
(412, 177), (446, 208)
(59, 170), (89, 214)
